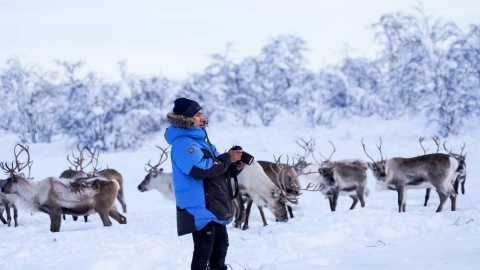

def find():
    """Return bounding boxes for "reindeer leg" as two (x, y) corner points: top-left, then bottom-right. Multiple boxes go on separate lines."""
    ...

(258, 205), (268, 226)
(435, 191), (448, 213)
(233, 195), (245, 229)
(461, 177), (466, 195)
(287, 205), (294, 218)
(13, 205), (18, 227)
(331, 192), (339, 212)
(5, 203), (12, 227)
(0, 209), (7, 225)
(108, 205), (127, 224)
(424, 188), (431, 206)
(98, 210), (113, 227)
(242, 198), (253, 230)
(453, 180), (460, 195)
(117, 189), (127, 213)
(450, 192), (457, 211)
(359, 191), (366, 208)
(84, 215), (88, 222)
(49, 214), (55, 232)
(72, 215), (78, 221)
(243, 198), (253, 229)
(349, 195), (359, 210)
(397, 187), (406, 213)
(62, 214), (66, 220)
(49, 210), (62, 232)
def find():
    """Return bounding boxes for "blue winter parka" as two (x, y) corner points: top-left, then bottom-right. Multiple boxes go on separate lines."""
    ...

(164, 122), (235, 236)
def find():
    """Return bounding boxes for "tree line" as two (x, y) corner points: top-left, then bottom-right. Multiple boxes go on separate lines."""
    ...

(1, 9), (479, 150)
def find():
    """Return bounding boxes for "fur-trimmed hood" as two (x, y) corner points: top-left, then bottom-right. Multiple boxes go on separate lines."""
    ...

(166, 112), (209, 129)
(164, 112), (211, 146)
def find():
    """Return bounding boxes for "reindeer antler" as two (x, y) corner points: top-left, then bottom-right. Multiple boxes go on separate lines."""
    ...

(318, 141), (336, 164)
(145, 145), (170, 172)
(66, 144), (96, 172)
(376, 137), (385, 161)
(294, 138), (315, 161)
(419, 137), (429, 155)
(460, 142), (466, 156)
(432, 136), (441, 153)
(443, 141), (453, 154)
(0, 144), (32, 177)
(443, 141), (467, 157)
(82, 146), (100, 174)
(361, 138), (376, 163)
(270, 155), (299, 205)
(300, 182), (321, 191)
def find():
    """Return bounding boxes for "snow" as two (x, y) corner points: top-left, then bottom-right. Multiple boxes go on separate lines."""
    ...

(0, 116), (479, 269)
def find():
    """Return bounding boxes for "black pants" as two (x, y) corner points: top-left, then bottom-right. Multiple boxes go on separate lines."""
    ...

(191, 221), (229, 270)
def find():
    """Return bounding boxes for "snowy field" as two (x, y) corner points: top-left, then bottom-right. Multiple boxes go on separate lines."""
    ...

(0, 116), (479, 270)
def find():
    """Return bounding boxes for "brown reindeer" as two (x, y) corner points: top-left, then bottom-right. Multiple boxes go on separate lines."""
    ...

(311, 165), (369, 211)
(363, 138), (459, 213)
(137, 146), (175, 201)
(422, 137), (467, 207)
(257, 157), (302, 219)
(0, 179), (18, 227)
(59, 145), (93, 221)
(304, 141), (369, 211)
(0, 144), (126, 232)
(60, 146), (128, 222)
(86, 147), (127, 213)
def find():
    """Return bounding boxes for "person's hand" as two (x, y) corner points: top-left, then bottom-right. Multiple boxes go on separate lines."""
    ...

(236, 161), (246, 170)
(228, 149), (243, 163)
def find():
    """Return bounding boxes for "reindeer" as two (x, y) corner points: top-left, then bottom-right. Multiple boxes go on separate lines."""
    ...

(443, 141), (467, 195)
(137, 146), (175, 201)
(0, 179), (18, 227)
(363, 138), (459, 213)
(59, 145), (93, 222)
(305, 141), (369, 211)
(0, 144), (126, 233)
(59, 146), (128, 222)
(87, 148), (127, 214)
(422, 137), (467, 206)
(294, 139), (367, 186)
(257, 157), (302, 219)
(234, 158), (298, 230)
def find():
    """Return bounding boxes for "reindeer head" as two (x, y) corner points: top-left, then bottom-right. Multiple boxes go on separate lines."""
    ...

(269, 155), (303, 222)
(138, 145), (170, 192)
(443, 141), (467, 174)
(1, 144), (32, 195)
(269, 188), (289, 223)
(362, 138), (388, 182)
(318, 166), (338, 189)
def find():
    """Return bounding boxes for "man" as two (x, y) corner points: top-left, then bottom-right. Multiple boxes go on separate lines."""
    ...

(164, 97), (244, 270)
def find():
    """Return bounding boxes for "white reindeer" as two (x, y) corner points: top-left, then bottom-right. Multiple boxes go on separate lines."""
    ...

(234, 159), (298, 230)
(137, 146), (175, 201)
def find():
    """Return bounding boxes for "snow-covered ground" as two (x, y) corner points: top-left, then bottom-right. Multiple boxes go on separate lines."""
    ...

(0, 116), (479, 270)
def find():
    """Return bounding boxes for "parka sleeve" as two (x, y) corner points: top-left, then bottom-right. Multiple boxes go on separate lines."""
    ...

(172, 138), (232, 180)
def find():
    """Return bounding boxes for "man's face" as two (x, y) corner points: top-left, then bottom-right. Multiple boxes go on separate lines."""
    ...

(193, 109), (204, 128)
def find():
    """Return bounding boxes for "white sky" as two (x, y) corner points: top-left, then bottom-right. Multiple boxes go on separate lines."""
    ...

(1, 0), (479, 80)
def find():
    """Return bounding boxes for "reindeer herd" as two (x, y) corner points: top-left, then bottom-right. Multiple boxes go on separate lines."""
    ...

(0, 136), (468, 233)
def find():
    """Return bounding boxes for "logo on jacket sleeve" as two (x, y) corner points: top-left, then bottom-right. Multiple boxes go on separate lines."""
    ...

(187, 147), (195, 154)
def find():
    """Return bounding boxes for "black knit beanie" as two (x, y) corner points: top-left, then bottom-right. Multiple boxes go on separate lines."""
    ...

(173, 98), (202, 118)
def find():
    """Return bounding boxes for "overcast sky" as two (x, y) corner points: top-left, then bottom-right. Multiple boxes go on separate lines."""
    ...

(1, 0), (479, 80)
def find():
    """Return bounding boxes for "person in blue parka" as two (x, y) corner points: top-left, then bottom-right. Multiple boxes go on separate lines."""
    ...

(164, 97), (245, 270)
